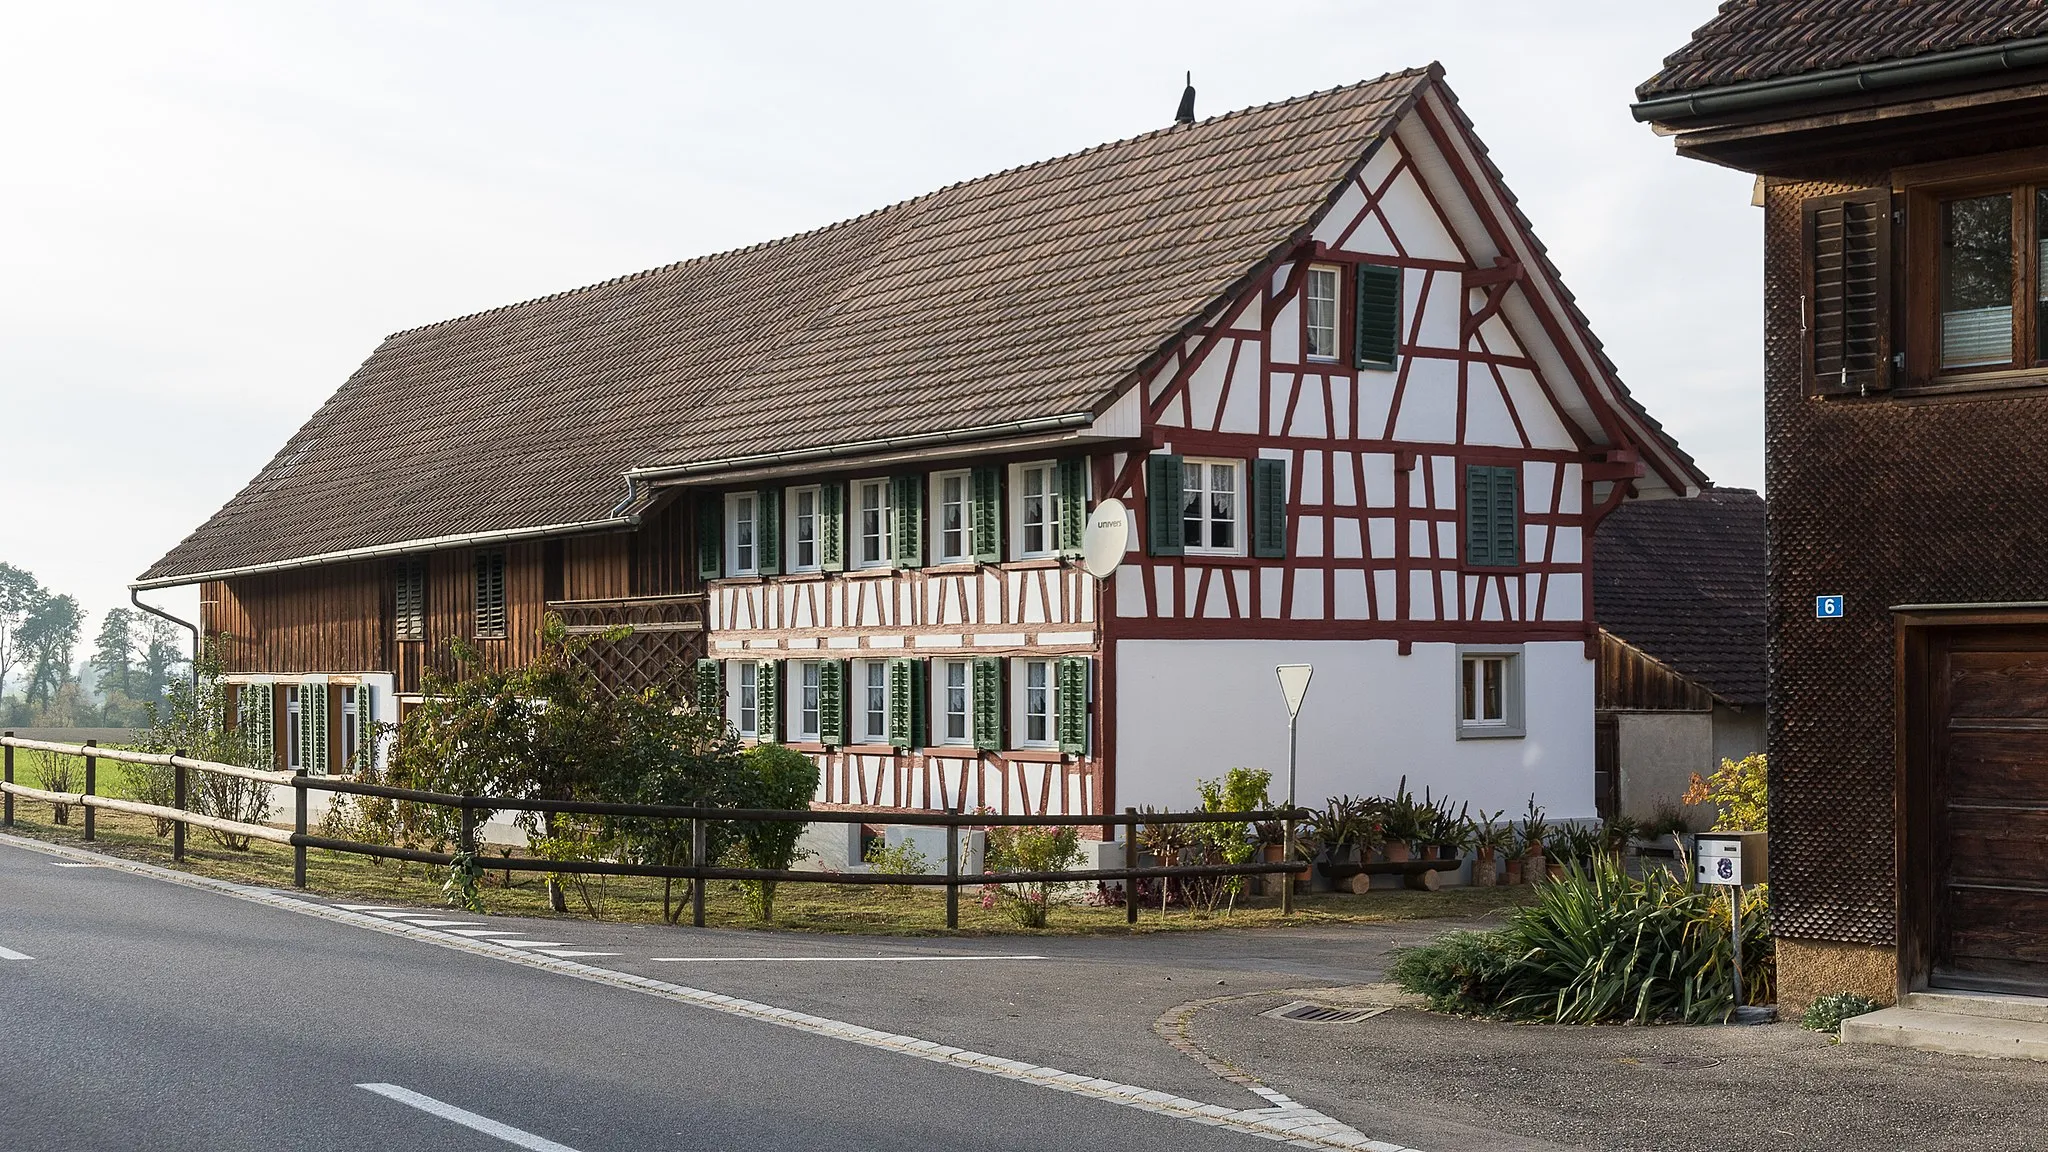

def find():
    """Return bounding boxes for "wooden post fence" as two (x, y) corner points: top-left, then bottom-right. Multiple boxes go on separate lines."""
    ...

(1124, 807), (1140, 926)
(293, 769), (309, 888)
(2, 732), (13, 829)
(83, 739), (97, 842)
(944, 808), (960, 930)
(172, 749), (187, 863)
(690, 816), (707, 928)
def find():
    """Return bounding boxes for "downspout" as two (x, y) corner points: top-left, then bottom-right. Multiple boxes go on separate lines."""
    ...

(131, 588), (200, 689)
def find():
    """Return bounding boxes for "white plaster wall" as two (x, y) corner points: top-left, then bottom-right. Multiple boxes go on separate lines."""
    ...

(1115, 639), (1593, 819)
(1615, 710), (1717, 829)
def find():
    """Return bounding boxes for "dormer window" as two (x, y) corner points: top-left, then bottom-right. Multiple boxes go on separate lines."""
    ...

(1305, 265), (1341, 360)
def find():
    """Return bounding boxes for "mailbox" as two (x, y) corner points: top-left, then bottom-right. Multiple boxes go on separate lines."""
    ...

(1694, 831), (1767, 887)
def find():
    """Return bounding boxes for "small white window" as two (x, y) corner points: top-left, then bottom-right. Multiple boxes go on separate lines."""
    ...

(727, 492), (758, 576)
(339, 686), (359, 769)
(933, 470), (972, 563)
(1012, 462), (1061, 559)
(735, 662), (759, 738)
(788, 486), (822, 572)
(1015, 658), (1055, 748)
(855, 478), (892, 569)
(857, 660), (890, 744)
(1305, 265), (1341, 360)
(285, 686), (303, 771)
(1456, 647), (1525, 739)
(1181, 458), (1243, 555)
(793, 662), (822, 741)
(937, 659), (972, 745)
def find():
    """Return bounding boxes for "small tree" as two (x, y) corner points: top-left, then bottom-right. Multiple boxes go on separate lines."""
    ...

(730, 743), (818, 923)
(1197, 766), (1271, 915)
(133, 642), (272, 847)
(985, 824), (1083, 928)
(1685, 753), (1767, 832)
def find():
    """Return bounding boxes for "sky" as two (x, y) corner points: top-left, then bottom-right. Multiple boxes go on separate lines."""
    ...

(0, 0), (1757, 663)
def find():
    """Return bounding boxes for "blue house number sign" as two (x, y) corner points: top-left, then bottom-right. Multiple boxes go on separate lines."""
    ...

(1816, 595), (1844, 619)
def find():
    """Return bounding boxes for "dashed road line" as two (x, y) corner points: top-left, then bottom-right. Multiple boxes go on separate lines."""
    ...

(651, 954), (1048, 963)
(358, 1083), (582, 1152)
(0, 944), (33, 961)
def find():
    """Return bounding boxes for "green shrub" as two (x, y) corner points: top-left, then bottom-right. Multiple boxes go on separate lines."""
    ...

(1801, 992), (1880, 1033)
(985, 824), (1083, 928)
(732, 743), (820, 923)
(1386, 931), (1521, 1015)
(1685, 753), (1767, 831)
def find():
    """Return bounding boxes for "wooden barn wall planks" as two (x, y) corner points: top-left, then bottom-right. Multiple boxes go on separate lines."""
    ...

(204, 562), (384, 674)
(563, 532), (633, 601)
(633, 494), (693, 597)
(1595, 630), (1713, 713)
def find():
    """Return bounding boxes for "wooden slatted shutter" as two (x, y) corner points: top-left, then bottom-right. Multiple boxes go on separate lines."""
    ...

(888, 657), (925, 750)
(1803, 189), (1893, 395)
(756, 660), (781, 742)
(1353, 263), (1402, 370)
(1057, 457), (1088, 555)
(970, 468), (1003, 563)
(1464, 465), (1519, 567)
(695, 658), (723, 715)
(356, 684), (377, 771)
(240, 684), (274, 769)
(757, 488), (782, 575)
(972, 657), (1003, 751)
(394, 558), (424, 641)
(819, 482), (846, 572)
(304, 682), (329, 775)
(474, 551), (507, 638)
(1056, 657), (1089, 755)
(1465, 465), (1494, 565)
(696, 493), (723, 580)
(891, 474), (924, 568)
(1252, 458), (1287, 558)
(1145, 454), (1184, 556)
(818, 659), (848, 747)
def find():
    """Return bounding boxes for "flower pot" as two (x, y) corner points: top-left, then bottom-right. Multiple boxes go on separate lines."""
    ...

(1473, 850), (1497, 887)
(1383, 840), (1411, 863)
(1546, 863), (1565, 883)
(1504, 858), (1523, 885)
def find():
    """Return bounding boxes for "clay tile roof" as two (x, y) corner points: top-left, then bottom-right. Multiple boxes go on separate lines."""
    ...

(1593, 488), (1767, 707)
(1638, 0), (2048, 99)
(141, 67), (1437, 584)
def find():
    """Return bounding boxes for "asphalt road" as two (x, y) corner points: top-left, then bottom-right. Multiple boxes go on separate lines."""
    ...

(0, 838), (1372, 1152)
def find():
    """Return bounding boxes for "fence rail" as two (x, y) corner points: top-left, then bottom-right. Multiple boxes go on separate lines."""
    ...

(2, 732), (1308, 929)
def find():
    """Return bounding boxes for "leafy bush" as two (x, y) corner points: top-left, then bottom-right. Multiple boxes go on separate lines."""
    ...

(35, 750), (77, 824)
(1801, 992), (1881, 1033)
(731, 743), (819, 923)
(1197, 766), (1270, 914)
(1386, 930), (1521, 1015)
(133, 642), (272, 847)
(985, 824), (1083, 928)
(1685, 753), (1767, 832)
(864, 836), (929, 899)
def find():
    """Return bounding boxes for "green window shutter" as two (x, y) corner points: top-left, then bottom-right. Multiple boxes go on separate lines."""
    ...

(888, 657), (926, 750)
(1252, 458), (1287, 558)
(891, 473), (924, 568)
(1464, 465), (1493, 566)
(243, 685), (275, 769)
(1056, 657), (1089, 755)
(1353, 263), (1402, 370)
(1145, 454), (1184, 556)
(357, 685), (377, 771)
(819, 659), (848, 747)
(757, 488), (782, 575)
(1489, 466), (1520, 567)
(304, 683), (329, 775)
(972, 657), (1004, 751)
(696, 493), (723, 581)
(820, 482), (845, 572)
(970, 468), (1003, 564)
(695, 658), (724, 714)
(756, 661), (782, 742)
(1057, 457), (1088, 555)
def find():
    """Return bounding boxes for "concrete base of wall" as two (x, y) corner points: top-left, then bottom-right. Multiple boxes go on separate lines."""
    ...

(1777, 937), (1898, 1013)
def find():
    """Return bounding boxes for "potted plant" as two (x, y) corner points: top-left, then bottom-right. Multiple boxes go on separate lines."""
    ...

(1599, 814), (1645, 862)
(1503, 826), (1526, 885)
(1431, 796), (1470, 860)
(1518, 797), (1549, 883)
(1251, 818), (1287, 896)
(1470, 809), (1510, 887)
(1380, 777), (1423, 862)
(1309, 797), (1369, 888)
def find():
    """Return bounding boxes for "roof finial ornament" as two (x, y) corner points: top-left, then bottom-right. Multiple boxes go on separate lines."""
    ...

(1175, 71), (1196, 125)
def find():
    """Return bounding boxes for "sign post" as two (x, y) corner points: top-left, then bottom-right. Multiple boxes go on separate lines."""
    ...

(1695, 830), (1769, 1023)
(1275, 664), (1313, 916)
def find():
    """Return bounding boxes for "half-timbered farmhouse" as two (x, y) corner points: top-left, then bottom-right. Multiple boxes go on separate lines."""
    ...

(1639, 3), (2048, 1018)
(139, 64), (1702, 824)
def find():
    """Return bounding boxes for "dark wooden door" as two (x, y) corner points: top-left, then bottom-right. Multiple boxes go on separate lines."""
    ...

(1931, 626), (2048, 995)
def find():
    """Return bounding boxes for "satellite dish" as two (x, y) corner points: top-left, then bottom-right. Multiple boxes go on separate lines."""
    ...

(1082, 498), (1130, 579)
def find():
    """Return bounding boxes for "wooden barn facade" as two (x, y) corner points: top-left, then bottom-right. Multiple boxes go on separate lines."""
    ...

(140, 65), (1702, 823)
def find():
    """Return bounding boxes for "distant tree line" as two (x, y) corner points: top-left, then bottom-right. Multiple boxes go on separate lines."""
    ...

(0, 562), (186, 728)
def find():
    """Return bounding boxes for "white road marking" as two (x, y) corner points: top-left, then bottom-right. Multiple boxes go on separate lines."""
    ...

(533, 950), (621, 959)
(491, 940), (572, 949)
(405, 920), (484, 928)
(650, 954), (1047, 963)
(444, 929), (521, 938)
(52, 862), (95, 868)
(356, 1083), (582, 1152)
(334, 905), (404, 912)
(0, 945), (33, 961)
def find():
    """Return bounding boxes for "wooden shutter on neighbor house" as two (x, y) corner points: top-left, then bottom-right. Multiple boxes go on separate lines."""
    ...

(888, 657), (925, 750)
(1803, 189), (1893, 395)
(696, 493), (723, 580)
(972, 657), (1003, 751)
(238, 684), (275, 769)
(355, 684), (378, 772)
(970, 468), (1003, 564)
(394, 558), (425, 641)
(757, 488), (782, 575)
(474, 551), (507, 638)
(818, 659), (848, 747)
(1056, 657), (1089, 755)
(695, 658), (723, 715)
(303, 682), (329, 775)
(1145, 454), (1184, 556)
(1354, 263), (1402, 371)
(819, 482), (846, 572)
(756, 661), (781, 742)
(1252, 458), (1287, 558)
(1057, 457), (1088, 555)
(1464, 464), (1520, 567)
(891, 473), (924, 568)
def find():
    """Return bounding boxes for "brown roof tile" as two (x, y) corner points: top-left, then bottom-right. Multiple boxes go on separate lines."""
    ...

(1639, 0), (2048, 99)
(1593, 488), (1767, 706)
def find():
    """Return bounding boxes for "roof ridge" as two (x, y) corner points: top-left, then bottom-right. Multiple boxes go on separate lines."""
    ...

(380, 65), (1439, 343)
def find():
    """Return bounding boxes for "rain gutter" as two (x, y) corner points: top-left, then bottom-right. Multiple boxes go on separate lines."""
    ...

(624, 412), (1096, 483)
(1631, 36), (2048, 124)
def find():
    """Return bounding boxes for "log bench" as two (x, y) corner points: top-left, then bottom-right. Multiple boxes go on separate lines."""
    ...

(1318, 856), (1464, 894)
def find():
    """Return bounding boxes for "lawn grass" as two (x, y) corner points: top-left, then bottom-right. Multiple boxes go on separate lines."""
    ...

(1, 802), (1535, 936)
(2, 747), (132, 800)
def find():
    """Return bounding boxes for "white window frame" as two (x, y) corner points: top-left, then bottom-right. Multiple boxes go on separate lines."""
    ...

(726, 492), (759, 576)
(1010, 461), (1062, 560)
(339, 686), (359, 769)
(1305, 264), (1341, 361)
(732, 661), (759, 738)
(1180, 457), (1245, 557)
(934, 659), (973, 747)
(854, 478), (893, 570)
(1012, 657), (1057, 749)
(1454, 645), (1525, 740)
(786, 486), (822, 573)
(285, 685), (304, 771)
(931, 470), (973, 564)
(791, 661), (822, 741)
(855, 660), (891, 744)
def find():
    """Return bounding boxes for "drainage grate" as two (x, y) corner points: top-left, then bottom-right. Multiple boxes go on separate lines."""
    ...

(1259, 1000), (1389, 1024)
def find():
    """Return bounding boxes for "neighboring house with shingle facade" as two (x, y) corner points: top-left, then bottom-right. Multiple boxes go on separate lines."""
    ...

(138, 64), (1702, 822)
(1591, 487), (1766, 826)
